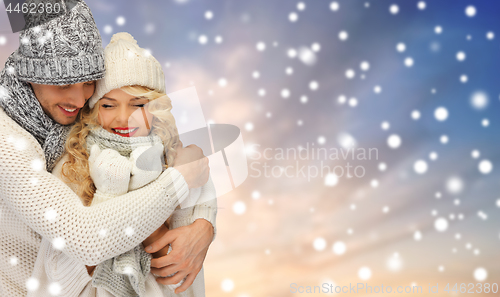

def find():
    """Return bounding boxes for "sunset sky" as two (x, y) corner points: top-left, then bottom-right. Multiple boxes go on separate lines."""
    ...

(1, 0), (500, 296)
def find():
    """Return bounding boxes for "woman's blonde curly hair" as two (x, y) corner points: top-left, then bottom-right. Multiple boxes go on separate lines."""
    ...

(61, 85), (180, 206)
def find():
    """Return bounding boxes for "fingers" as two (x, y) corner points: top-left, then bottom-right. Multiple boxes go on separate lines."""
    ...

(150, 263), (178, 277)
(150, 247), (179, 269)
(155, 270), (187, 285)
(174, 272), (198, 294)
(145, 230), (176, 254)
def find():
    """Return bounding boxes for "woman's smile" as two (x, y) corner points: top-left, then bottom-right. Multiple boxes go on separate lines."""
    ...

(111, 126), (139, 137)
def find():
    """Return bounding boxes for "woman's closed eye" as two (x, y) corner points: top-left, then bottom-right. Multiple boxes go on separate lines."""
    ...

(101, 104), (114, 108)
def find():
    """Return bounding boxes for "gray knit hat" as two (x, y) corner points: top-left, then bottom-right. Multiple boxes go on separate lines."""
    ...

(13, 0), (105, 85)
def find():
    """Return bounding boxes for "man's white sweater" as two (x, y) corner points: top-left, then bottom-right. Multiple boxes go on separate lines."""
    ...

(0, 108), (217, 296)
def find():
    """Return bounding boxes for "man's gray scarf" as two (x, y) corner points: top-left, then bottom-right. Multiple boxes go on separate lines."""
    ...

(87, 127), (164, 297)
(0, 53), (70, 172)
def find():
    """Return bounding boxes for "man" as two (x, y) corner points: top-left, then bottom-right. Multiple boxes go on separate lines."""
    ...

(0, 0), (216, 296)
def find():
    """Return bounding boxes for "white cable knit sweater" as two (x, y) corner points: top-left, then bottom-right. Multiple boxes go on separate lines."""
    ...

(0, 108), (217, 297)
(30, 140), (216, 297)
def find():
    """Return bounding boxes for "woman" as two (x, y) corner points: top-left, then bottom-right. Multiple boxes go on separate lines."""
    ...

(28, 32), (216, 297)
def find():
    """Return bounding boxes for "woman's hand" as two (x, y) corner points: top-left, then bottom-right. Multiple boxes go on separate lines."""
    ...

(145, 219), (214, 294)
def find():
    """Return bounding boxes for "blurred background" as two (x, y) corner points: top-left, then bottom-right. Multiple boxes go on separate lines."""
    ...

(2, 0), (500, 296)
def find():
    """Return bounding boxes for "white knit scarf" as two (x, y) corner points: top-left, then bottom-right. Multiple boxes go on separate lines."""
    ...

(86, 126), (163, 158)
(86, 126), (164, 297)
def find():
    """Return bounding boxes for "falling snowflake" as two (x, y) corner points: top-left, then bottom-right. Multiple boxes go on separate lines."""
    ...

(345, 69), (355, 79)
(434, 107), (448, 121)
(52, 237), (65, 250)
(360, 61), (370, 71)
(125, 227), (134, 236)
(434, 217), (448, 232)
(221, 278), (235, 292)
(44, 208), (57, 221)
(332, 241), (346, 255)
(298, 47), (317, 65)
(198, 35), (208, 44)
(218, 78), (228, 87)
(256, 42), (266, 51)
(478, 159), (492, 174)
(116, 16), (126, 26)
(281, 89), (290, 98)
(313, 237), (327, 251)
(396, 42), (406, 52)
(103, 25), (112, 34)
(338, 31), (348, 41)
(26, 277), (40, 292)
(309, 81), (319, 90)
(330, 2), (339, 11)
(358, 266), (372, 280)
(465, 5), (476, 17)
(456, 51), (466, 61)
(389, 4), (399, 15)
(446, 176), (463, 194)
(404, 57), (414, 67)
(414, 160), (428, 174)
(233, 201), (246, 215)
(470, 91), (488, 109)
(387, 253), (403, 271)
(387, 134), (401, 149)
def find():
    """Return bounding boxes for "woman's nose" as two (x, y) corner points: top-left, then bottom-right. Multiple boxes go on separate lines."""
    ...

(116, 107), (132, 126)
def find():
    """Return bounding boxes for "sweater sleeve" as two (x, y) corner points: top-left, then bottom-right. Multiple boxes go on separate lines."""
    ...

(169, 176), (218, 242)
(0, 122), (189, 266)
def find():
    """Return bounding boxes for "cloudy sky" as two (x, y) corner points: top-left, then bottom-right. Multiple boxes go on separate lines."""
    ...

(1, 0), (500, 296)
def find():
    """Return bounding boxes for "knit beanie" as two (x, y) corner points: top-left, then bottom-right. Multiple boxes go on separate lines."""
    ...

(13, 0), (105, 85)
(89, 32), (165, 108)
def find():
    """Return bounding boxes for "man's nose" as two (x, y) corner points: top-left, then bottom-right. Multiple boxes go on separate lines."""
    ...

(68, 83), (87, 108)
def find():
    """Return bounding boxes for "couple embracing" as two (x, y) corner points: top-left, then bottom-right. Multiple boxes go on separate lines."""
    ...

(0, 1), (216, 296)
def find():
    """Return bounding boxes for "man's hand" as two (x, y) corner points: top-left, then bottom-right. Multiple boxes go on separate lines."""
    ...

(145, 219), (214, 294)
(173, 141), (210, 189)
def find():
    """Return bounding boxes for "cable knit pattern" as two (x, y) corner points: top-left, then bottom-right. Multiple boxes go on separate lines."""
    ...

(0, 54), (71, 172)
(14, 0), (106, 85)
(0, 107), (190, 297)
(86, 132), (171, 296)
(29, 131), (217, 296)
(88, 32), (165, 108)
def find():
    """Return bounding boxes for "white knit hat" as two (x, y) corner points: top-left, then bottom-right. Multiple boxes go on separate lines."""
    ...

(89, 32), (165, 108)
